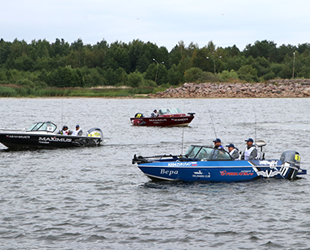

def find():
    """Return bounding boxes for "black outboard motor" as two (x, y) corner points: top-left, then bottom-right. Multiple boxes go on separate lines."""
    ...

(280, 150), (301, 180)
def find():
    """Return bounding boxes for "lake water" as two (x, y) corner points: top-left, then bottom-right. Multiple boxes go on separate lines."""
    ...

(0, 98), (310, 249)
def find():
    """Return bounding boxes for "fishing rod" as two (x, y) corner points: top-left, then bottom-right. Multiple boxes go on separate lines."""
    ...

(61, 99), (64, 126)
(181, 127), (185, 155)
(209, 112), (217, 138)
(254, 108), (257, 143)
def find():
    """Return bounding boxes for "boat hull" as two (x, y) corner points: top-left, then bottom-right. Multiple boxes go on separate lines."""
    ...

(138, 160), (301, 182)
(0, 133), (102, 149)
(130, 115), (194, 127)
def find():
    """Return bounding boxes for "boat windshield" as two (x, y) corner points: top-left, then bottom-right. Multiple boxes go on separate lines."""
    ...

(27, 122), (57, 133)
(185, 145), (232, 160)
(159, 108), (183, 115)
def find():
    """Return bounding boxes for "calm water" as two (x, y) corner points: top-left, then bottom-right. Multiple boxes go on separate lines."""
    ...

(0, 98), (310, 250)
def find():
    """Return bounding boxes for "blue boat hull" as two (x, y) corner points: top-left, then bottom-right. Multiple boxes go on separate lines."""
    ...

(138, 160), (301, 182)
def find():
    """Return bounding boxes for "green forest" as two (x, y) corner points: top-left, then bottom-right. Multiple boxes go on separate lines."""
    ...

(0, 38), (309, 97)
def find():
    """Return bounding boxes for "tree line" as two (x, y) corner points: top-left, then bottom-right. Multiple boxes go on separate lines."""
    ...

(0, 38), (309, 90)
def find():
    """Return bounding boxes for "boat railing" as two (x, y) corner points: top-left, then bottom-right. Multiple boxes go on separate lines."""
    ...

(0, 128), (26, 131)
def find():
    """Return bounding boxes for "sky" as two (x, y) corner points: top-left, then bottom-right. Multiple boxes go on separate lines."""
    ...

(1, 0), (310, 51)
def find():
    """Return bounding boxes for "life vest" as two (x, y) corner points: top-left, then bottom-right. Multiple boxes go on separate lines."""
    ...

(230, 148), (237, 156)
(62, 130), (69, 135)
(244, 146), (256, 160)
(72, 128), (82, 136)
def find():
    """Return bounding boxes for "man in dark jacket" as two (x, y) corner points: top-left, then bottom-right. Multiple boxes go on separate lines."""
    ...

(213, 138), (224, 150)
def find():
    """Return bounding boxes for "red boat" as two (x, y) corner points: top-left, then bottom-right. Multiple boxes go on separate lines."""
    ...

(130, 108), (195, 127)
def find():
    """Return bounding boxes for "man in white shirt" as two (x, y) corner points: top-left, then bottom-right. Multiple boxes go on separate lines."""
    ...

(72, 124), (83, 136)
(151, 110), (158, 117)
(241, 138), (257, 160)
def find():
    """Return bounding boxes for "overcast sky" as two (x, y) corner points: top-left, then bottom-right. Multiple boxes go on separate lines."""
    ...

(1, 0), (310, 51)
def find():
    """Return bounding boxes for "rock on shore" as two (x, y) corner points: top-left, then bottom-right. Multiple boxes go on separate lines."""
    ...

(151, 79), (310, 98)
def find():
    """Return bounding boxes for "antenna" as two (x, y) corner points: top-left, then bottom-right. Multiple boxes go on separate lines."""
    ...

(61, 99), (64, 126)
(181, 127), (185, 155)
(209, 112), (217, 138)
(254, 108), (257, 142)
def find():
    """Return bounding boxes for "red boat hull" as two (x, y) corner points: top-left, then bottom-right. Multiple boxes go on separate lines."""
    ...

(130, 115), (194, 127)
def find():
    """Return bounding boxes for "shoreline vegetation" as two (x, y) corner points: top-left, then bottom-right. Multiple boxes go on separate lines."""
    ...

(1, 79), (310, 98)
(1, 38), (310, 98)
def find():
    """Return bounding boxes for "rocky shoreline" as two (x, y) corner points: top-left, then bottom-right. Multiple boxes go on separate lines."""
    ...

(151, 79), (310, 98)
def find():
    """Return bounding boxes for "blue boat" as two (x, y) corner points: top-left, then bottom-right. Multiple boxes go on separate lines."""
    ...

(132, 144), (307, 182)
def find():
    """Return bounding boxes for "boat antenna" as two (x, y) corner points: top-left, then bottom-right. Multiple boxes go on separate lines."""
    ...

(254, 108), (257, 143)
(61, 99), (64, 126)
(181, 127), (185, 155)
(209, 112), (217, 138)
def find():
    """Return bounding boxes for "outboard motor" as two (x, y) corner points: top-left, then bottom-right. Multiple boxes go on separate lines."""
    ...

(87, 128), (103, 142)
(280, 150), (301, 180)
(135, 113), (144, 118)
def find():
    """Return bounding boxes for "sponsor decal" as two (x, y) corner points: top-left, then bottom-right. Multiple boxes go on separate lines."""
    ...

(171, 118), (189, 121)
(220, 170), (254, 176)
(160, 169), (179, 176)
(7, 135), (30, 139)
(168, 162), (192, 167)
(192, 170), (211, 178)
(149, 119), (167, 122)
(39, 137), (72, 143)
(253, 166), (289, 178)
(259, 160), (278, 166)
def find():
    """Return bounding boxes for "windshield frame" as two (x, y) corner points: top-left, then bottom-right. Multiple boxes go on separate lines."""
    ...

(159, 108), (183, 115)
(185, 145), (233, 161)
(27, 122), (57, 133)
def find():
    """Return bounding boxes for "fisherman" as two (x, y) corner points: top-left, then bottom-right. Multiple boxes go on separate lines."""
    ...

(241, 138), (258, 160)
(151, 109), (158, 117)
(226, 143), (239, 160)
(71, 124), (83, 136)
(213, 138), (224, 150)
(61, 125), (70, 135)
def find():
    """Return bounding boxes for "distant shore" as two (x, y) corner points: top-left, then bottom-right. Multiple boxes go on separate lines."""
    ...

(2, 79), (310, 98)
(150, 79), (310, 98)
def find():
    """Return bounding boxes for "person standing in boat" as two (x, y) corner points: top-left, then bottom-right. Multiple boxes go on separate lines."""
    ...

(241, 138), (258, 160)
(151, 109), (158, 117)
(72, 124), (83, 136)
(226, 143), (239, 160)
(213, 138), (224, 150)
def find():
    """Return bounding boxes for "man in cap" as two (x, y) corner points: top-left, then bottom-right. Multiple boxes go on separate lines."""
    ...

(71, 124), (83, 136)
(226, 143), (239, 160)
(61, 125), (70, 135)
(241, 138), (257, 160)
(151, 109), (158, 117)
(213, 138), (224, 150)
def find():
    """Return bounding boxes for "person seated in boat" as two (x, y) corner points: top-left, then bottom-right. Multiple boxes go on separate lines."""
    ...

(241, 138), (258, 160)
(226, 143), (239, 160)
(151, 109), (158, 118)
(60, 125), (71, 135)
(213, 138), (224, 150)
(71, 124), (83, 136)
